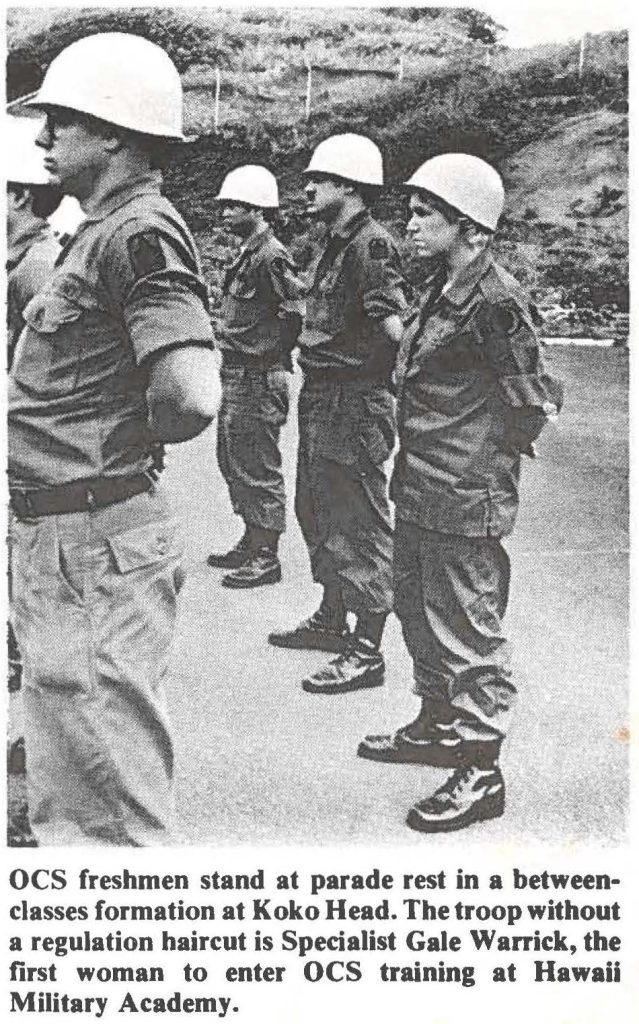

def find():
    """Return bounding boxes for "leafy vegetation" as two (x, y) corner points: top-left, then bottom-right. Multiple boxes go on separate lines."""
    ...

(6, 7), (628, 332)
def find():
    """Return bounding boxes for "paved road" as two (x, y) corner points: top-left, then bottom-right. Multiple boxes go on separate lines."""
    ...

(164, 346), (629, 847)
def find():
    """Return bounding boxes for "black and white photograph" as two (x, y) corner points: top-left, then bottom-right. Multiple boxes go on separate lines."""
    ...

(3, 1), (634, 1018)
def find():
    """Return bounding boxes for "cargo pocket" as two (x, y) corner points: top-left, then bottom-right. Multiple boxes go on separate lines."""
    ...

(99, 519), (181, 679)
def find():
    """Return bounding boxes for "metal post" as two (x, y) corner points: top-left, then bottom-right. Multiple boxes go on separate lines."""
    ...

(305, 62), (312, 121)
(214, 67), (221, 132)
(398, 53), (404, 82)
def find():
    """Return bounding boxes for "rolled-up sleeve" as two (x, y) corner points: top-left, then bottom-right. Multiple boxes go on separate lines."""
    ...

(102, 220), (213, 365)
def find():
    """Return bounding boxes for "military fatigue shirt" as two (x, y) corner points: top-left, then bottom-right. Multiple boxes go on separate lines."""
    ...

(219, 224), (304, 365)
(7, 221), (60, 367)
(391, 250), (563, 538)
(8, 171), (212, 489)
(299, 208), (407, 381)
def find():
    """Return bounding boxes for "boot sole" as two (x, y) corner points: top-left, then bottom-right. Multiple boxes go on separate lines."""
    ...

(302, 668), (385, 695)
(268, 633), (351, 654)
(357, 741), (464, 768)
(405, 789), (505, 834)
(221, 568), (282, 589)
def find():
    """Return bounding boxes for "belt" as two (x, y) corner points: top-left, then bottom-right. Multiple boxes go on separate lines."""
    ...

(222, 352), (285, 372)
(10, 472), (154, 519)
(303, 368), (391, 388)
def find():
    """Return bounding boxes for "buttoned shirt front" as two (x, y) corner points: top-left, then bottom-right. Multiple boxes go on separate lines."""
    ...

(8, 171), (212, 488)
(392, 250), (563, 537)
(219, 224), (304, 362)
(299, 208), (407, 380)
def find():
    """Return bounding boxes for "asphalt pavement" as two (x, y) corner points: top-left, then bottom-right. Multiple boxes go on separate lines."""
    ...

(164, 346), (629, 847)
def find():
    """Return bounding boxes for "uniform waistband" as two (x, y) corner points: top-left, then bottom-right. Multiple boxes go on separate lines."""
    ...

(302, 367), (392, 389)
(221, 351), (287, 372)
(10, 472), (155, 520)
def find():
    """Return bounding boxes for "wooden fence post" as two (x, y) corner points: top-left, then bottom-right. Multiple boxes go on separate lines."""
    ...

(305, 62), (312, 121)
(578, 34), (587, 79)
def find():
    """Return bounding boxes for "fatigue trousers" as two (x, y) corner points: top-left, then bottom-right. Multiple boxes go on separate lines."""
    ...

(217, 366), (289, 535)
(295, 382), (394, 617)
(393, 520), (516, 741)
(10, 485), (181, 846)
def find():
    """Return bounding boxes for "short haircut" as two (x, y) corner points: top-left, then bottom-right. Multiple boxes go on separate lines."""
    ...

(44, 106), (175, 170)
(410, 188), (493, 238)
(306, 171), (380, 208)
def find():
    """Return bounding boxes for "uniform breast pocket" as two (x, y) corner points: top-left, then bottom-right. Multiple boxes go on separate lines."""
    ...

(13, 279), (98, 399)
(224, 279), (262, 328)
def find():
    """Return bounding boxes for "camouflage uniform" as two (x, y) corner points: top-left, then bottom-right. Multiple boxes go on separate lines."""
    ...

(391, 251), (563, 741)
(296, 209), (406, 617)
(8, 171), (212, 845)
(217, 225), (304, 535)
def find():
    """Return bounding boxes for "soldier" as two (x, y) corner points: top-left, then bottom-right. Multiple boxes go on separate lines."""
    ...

(358, 154), (563, 832)
(6, 115), (63, 696)
(269, 134), (407, 694)
(207, 166), (304, 588)
(8, 32), (220, 845)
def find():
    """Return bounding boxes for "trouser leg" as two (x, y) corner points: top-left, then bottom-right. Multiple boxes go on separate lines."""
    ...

(217, 369), (289, 536)
(395, 521), (515, 742)
(12, 488), (180, 846)
(296, 389), (393, 619)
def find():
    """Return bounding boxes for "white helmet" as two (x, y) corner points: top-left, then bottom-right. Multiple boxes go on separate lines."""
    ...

(216, 165), (279, 208)
(405, 153), (505, 232)
(304, 133), (383, 187)
(6, 115), (50, 185)
(27, 32), (183, 139)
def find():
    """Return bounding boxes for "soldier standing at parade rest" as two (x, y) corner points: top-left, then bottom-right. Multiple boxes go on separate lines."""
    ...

(8, 32), (220, 845)
(269, 134), (407, 694)
(207, 166), (304, 588)
(358, 154), (563, 833)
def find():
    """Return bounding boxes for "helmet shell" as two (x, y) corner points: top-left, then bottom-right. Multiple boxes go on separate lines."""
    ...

(27, 32), (184, 139)
(216, 166), (279, 208)
(304, 133), (384, 187)
(405, 153), (505, 231)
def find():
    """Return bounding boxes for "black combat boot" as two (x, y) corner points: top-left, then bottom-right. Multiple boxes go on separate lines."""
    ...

(357, 700), (464, 767)
(300, 610), (387, 694)
(405, 741), (505, 834)
(207, 528), (253, 569)
(268, 585), (351, 653)
(301, 636), (385, 694)
(221, 529), (281, 588)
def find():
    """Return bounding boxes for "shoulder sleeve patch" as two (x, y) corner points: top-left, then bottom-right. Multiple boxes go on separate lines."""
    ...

(368, 237), (390, 261)
(127, 231), (167, 280)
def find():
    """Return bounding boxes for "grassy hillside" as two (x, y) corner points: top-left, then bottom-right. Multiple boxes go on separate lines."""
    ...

(6, 7), (628, 333)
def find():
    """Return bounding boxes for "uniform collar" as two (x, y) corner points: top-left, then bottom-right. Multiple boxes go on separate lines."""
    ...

(331, 206), (370, 243)
(440, 249), (493, 308)
(240, 223), (272, 257)
(82, 170), (163, 222)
